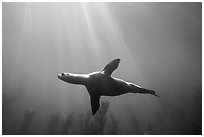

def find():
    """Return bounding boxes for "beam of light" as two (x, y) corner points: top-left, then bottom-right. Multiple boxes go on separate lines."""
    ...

(3, 3), (32, 94)
(81, 3), (103, 63)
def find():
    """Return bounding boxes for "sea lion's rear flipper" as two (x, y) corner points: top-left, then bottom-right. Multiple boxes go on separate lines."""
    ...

(90, 95), (100, 115)
(102, 58), (120, 76)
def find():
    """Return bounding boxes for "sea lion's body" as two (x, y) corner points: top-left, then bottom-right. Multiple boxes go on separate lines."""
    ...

(58, 59), (159, 115)
(86, 71), (147, 96)
(86, 72), (129, 96)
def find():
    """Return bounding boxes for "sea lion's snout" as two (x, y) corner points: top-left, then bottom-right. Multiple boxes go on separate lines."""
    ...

(58, 73), (70, 79)
(57, 74), (61, 79)
(116, 58), (120, 62)
(58, 73), (65, 78)
(113, 58), (120, 64)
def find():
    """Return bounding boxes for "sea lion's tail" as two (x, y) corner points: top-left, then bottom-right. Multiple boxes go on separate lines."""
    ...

(147, 89), (159, 97)
(131, 85), (159, 97)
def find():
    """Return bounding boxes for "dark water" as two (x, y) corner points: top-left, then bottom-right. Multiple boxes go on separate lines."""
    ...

(2, 2), (202, 135)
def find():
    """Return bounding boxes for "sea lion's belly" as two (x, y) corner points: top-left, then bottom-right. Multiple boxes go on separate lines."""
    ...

(98, 77), (129, 96)
(87, 74), (130, 96)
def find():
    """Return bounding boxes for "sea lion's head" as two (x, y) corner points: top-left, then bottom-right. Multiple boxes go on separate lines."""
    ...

(58, 72), (85, 84)
(58, 72), (71, 83)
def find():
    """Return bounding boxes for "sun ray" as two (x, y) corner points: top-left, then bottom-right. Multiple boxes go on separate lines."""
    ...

(81, 3), (104, 64)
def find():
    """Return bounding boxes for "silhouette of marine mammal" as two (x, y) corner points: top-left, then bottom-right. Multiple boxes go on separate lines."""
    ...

(58, 59), (159, 115)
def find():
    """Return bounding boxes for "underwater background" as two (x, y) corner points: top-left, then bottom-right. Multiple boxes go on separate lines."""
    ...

(2, 2), (202, 135)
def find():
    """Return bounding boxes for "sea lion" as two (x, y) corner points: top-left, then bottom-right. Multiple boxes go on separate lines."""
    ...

(58, 59), (159, 115)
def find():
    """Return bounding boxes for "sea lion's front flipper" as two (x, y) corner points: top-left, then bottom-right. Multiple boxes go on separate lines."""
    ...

(102, 58), (120, 76)
(90, 95), (100, 115)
